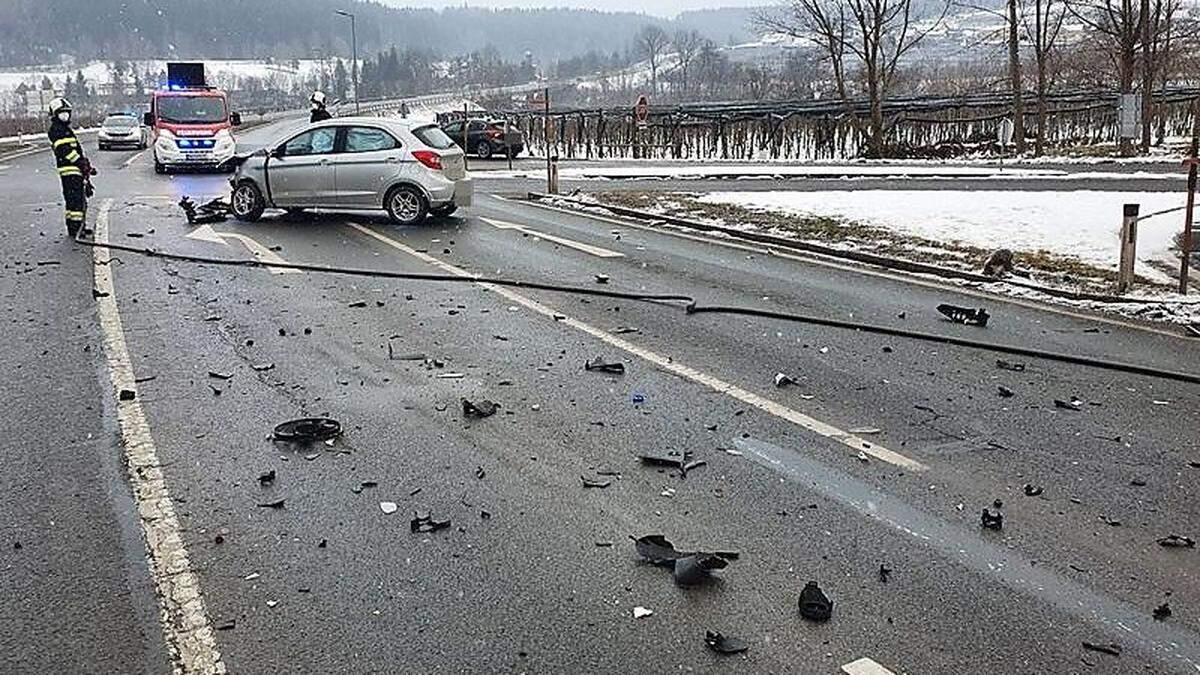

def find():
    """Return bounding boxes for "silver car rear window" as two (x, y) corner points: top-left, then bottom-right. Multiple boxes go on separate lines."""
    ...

(411, 125), (456, 150)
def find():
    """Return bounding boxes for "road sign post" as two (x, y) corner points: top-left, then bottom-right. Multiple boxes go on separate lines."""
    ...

(1118, 203), (1139, 294)
(634, 94), (649, 160)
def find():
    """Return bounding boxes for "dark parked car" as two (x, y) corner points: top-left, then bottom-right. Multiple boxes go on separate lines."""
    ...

(441, 118), (524, 159)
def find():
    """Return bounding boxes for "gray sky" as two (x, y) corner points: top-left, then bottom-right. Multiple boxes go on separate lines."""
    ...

(382, 1), (768, 17)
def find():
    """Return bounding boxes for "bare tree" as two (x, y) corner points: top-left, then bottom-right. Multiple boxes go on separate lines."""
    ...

(635, 25), (671, 96)
(1021, 0), (1067, 155)
(954, 0), (1027, 152)
(757, 0), (950, 157)
(672, 29), (704, 97)
(1066, 0), (1147, 154)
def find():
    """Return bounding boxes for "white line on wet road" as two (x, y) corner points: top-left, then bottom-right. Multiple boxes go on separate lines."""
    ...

(347, 221), (925, 471)
(480, 215), (625, 258)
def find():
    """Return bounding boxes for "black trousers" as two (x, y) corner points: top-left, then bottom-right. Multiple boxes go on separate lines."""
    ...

(61, 174), (87, 236)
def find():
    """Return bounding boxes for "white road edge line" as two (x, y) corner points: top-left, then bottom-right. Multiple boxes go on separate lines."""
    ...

(121, 149), (147, 169)
(94, 199), (228, 674)
(842, 657), (898, 675)
(499, 195), (1192, 341)
(347, 221), (925, 472)
(479, 216), (625, 258)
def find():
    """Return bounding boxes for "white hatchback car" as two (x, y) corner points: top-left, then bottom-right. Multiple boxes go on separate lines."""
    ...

(228, 117), (472, 225)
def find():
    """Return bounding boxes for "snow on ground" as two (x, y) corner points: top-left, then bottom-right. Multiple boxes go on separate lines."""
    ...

(696, 190), (1191, 285)
(558, 164), (1068, 178)
(0, 59), (343, 93)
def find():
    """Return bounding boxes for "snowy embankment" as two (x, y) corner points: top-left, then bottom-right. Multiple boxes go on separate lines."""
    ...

(696, 190), (1188, 284)
(565, 189), (1200, 325)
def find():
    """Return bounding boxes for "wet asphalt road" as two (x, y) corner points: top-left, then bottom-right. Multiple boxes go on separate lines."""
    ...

(1, 120), (1199, 674)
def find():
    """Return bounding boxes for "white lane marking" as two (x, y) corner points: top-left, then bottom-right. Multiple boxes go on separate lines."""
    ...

(122, 149), (147, 169)
(479, 216), (625, 258)
(842, 657), (898, 675)
(505, 195), (1193, 341)
(348, 222), (925, 471)
(184, 224), (300, 275)
(94, 199), (228, 674)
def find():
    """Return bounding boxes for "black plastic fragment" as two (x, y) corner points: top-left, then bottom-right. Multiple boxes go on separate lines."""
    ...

(705, 630), (749, 655)
(981, 508), (1003, 530)
(1054, 397), (1084, 411)
(937, 303), (990, 327)
(997, 385), (1014, 398)
(798, 581), (833, 621)
(257, 499), (285, 509)
(878, 564), (892, 583)
(273, 417), (342, 443)
(118, 389), (136, 401)
(1157, 534), (1196, 548)
(258, 470), (276, 486)
(633, 534), (687, 564)
(637, 449), (704, 477)
(410, 512), (452, 533)
(674, 554), (729, 586)
(1082, 641), (1122, 657)
(580, 475), (612, 489)
(462, 399), (499, 418)
(1023, 484), (1044, 496)
(585, 358), (625, 374)
(179, 195), (230, 225)
(1154, 602), (1172, 620)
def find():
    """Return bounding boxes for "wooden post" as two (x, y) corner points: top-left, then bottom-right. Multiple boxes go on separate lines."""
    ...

(1118, 203), (1139, 294)
(1179, 99), (1200, 294)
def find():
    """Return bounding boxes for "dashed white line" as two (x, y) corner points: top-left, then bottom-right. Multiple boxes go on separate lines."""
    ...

(347, 221), (925, 471)
(480, 216), (625, 258)
(94, 199), (227, 674)
(121, 149), (147, 169)
(842, 657), (898, 675)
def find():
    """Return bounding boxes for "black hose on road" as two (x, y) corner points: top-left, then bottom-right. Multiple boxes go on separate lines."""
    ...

(75, 233), (1200, 386)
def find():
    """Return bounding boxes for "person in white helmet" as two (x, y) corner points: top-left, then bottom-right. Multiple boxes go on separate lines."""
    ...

(46, 97), (95, 237)
(309, 91), (332, 123)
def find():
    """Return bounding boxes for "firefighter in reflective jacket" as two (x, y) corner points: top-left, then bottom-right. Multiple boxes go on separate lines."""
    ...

(309, 91), (332, 123)
(47, 97), (94, 237)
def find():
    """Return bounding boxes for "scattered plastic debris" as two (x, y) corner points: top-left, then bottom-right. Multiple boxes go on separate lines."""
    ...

(798, 581), (833, 621)
(257, 499), (286, 509)
(179, 196), (230, 225)
(632, 606), (653, 619)
(1100, 515), (1122, 527)
(1154, 602), (1172, 620)
(1157, 534), (1195, 548)
(1082, 641), (1122, 657)
(613, 326), (639, 334)
(937, 304), (990, 327)
(273, 418), (342, 443)
(462, 399), (499, 418)
(996, 359), (1026, 372)
(410, 512), (452, 533)
(581, 475), (612, 489)
(997, 385), (1014, 398)
(632, 535), (737, 586)
(1054, 397), (1084, 411)
(594, 274), (610, 284)
(981, 508), (1003, 530)
(674, 554), (729, 586)
(878, 564), (892, 583)
(705, 631), (749, 655)
(257, 470), (276, 486)
(118, 389), (136, 401)
(1023, 484), (1044, 497)
(774, 373), (796, 388)
(637, 450), (706, 477)
(585, 358), (625, 374)
(379, 501), (398, 515)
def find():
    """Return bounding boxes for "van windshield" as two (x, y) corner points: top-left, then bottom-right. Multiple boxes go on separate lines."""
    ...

(156, 96), (226, 124)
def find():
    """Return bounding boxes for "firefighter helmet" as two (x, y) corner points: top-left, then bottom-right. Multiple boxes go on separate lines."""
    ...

(310, 90), (327, 107)
(47, 97), (72, 117)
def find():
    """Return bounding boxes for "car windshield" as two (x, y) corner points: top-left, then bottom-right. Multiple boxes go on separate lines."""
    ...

(412, 125), (457, 150)
(103, 115), (138, 128)
(156, 96), (226, 124)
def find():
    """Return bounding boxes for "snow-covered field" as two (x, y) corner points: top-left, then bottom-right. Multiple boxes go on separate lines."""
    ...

(697, 190), (1190, 284)
(0, 59), (348, 94)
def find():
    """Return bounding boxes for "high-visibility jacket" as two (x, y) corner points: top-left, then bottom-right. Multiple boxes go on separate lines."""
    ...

(48, 119), (85, 179)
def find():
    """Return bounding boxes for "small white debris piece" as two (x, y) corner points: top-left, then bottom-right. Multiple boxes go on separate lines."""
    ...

(660, 488), (676, 498)
(633, 606), (654, 619)
(435, 373), (465, 379)
(799, 394), (815, 400)
(856, 451), (869, 463)
(265, 600), (278, 608)
(244, 572), (260, 581)
(722, 447), (744, 457)
(774, 373), (795, 388)
(819, 346), (830, 354)
(1152, 400), (1170, 405)
(379, 501), (398, 515)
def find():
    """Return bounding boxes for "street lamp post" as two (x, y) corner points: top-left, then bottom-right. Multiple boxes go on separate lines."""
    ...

(334, 9), (359, 114)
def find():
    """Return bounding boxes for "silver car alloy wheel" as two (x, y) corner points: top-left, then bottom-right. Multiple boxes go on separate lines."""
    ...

(232, 185), (256, 216)
(390, 190), (421, 223)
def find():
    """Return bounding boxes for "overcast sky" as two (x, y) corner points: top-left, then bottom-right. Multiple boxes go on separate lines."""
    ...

(382, 1), (769, 17)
